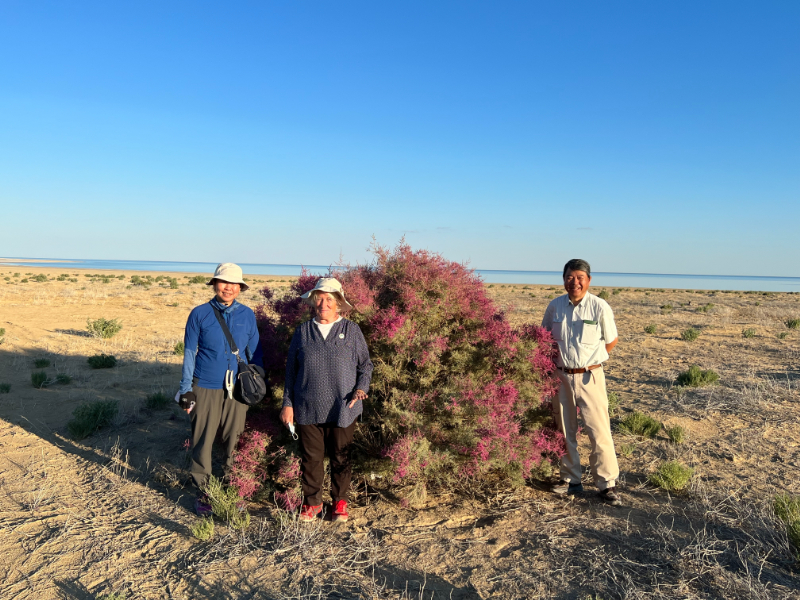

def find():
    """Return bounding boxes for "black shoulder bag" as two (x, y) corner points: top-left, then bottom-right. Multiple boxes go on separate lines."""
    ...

(210, 305), (267, 406)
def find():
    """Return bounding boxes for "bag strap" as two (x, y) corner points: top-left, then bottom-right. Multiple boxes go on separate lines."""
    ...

(210, 303), (245, 364)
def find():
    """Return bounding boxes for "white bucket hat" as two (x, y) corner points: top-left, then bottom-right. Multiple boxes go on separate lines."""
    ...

(301, 277), (352, 308)
(206, 263), (249, 291)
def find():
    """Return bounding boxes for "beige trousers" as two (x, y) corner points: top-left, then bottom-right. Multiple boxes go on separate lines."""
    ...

(554, 366), (619, 490)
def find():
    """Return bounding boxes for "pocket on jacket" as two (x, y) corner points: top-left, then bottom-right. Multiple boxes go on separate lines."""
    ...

(578, 321), (600, 345)
(551, 317), (566, 341)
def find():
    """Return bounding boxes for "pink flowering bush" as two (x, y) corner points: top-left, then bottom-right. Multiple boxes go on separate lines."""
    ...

(233, 241), (563, 502)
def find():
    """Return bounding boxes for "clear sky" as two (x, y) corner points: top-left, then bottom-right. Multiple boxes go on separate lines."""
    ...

(1, 2), (798, 276)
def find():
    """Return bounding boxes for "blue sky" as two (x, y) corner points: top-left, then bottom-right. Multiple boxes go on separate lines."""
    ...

(1, 2), (798, 276)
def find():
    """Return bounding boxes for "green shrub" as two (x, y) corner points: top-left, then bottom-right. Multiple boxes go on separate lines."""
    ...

(173, 341), (185, 355)
(619, 443), (634, 458)
(612, 289), (621, 295)
(204, 476), (250, 530)
(87, 354), (117, 369)
(681, 327), (699, 341)
(86, 317), (122, 339)
(145, 392), (171, 410)
(618, 411), (661, 438)
(676, 365), (719, 387)
(665, 425), (686, 444)
(0, 327), (5, 336)
(742, 328), (756, 339)
(188, 275), (207, 284)
(129, 275), (151, 287)
(774, 494), (800, 554)
(0, 383), (11, 393)
(607, 391), (620, 417)
(191, 517), (215, 541)
(786, 319), (800, 330)
(169, 278), (179, 289)
(649, 461), (693, 492)
(56, 373), (72, 385)
(34, 358), (50, 368)
(67, 400), (118, 439)
(778, 331), (789, 340)
(696, 303), (714, 313)
(31, 371), (49, 388)
(32, 274), (48, 283)
(660, 304), (673, 313)
(597, 290), (610, 300)
(95, 593), (126, 600)
(20, 278), (28, 283)
(643, 324), (657, 334)
(236, 243), (564, 500)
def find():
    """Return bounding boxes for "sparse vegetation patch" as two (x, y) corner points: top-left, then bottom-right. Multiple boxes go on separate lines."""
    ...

(666, 425), (686, 444)
(67, 400), (118, 439)
(145, 392), (171, 410)
(86, 317), (122, 339)
(742, 328), (756, 338)
(31, 371), (49, 388)
(786, 318), (800, 330)
(676, 365), (719, 387)
(173, 341), (184, 355)
(191, 517), (215, 541)
(649, 460), (693, 492)
(643, 324), (657, 334)
(774, 494), (800, 554)
(607, 391), (620, 417)
(618, 411), (661, 438)
(87, 354), (117, 369)
(680, 327), (700, 341)
(204, 476), (250, 530)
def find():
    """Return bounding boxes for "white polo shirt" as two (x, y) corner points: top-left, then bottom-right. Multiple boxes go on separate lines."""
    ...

(541, 293), (618, 369)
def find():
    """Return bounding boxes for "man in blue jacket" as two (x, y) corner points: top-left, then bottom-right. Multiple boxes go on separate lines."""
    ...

(176, 263), (262, 515)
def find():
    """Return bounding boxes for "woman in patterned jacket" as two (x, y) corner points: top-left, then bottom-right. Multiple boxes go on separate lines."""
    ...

(279, 277), (373, 522)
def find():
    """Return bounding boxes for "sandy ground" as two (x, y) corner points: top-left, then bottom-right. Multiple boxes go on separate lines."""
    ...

(1, 266), (799, 599)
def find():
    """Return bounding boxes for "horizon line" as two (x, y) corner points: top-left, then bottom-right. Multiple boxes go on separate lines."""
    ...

(2, 256), (799, 281)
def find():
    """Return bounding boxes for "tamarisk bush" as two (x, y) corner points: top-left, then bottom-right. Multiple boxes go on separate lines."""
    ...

(234, 242), (563, 501)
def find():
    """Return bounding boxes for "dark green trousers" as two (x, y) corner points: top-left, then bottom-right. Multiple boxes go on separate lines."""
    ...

(190, 385), (248, 489)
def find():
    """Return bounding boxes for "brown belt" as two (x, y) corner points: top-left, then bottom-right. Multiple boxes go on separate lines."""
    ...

(558, 364), (602, 374)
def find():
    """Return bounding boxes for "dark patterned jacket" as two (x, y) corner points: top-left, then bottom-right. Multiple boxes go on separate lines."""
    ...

(283, 318), (373, 427)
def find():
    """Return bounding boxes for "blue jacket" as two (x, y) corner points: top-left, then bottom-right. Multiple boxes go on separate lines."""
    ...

(179, 299), (263, 393)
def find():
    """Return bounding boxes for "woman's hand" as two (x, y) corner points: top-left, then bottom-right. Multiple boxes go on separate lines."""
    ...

(348, 389), (368, 408)
(280, 406), (294, 426)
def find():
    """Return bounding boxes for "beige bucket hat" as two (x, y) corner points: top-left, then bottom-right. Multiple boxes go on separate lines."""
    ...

(301, 277), (352, 308)
(206, 263), (249, 291)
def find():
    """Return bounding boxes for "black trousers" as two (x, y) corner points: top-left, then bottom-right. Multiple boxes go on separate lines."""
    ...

(297, 421), (356, 506)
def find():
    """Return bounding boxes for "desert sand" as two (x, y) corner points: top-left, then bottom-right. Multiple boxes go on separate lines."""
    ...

(1, 266), (799, 599)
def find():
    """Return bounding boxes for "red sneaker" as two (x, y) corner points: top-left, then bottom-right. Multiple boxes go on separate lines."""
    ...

(332, 500), (349, 522)
(298, 504), (323, 522)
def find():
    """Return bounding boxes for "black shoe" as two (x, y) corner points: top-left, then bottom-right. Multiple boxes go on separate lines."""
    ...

(552, 480), (584, 496)
(598, 488), (622, 506)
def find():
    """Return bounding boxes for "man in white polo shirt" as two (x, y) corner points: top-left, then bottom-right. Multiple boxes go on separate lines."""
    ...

(541, 259), (621, 505)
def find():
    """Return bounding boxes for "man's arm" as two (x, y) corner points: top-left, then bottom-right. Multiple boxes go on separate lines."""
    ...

(599, 301), (619, 355)
(541, 302), (553, 330)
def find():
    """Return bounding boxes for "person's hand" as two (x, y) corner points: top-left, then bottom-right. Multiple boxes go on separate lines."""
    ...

(280, 406), (294, 426)
(176, 391), (196, 414)
(349, 389), (368, 408)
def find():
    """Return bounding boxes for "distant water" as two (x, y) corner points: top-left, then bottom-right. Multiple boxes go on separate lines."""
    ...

(2, 257), (799, 292)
